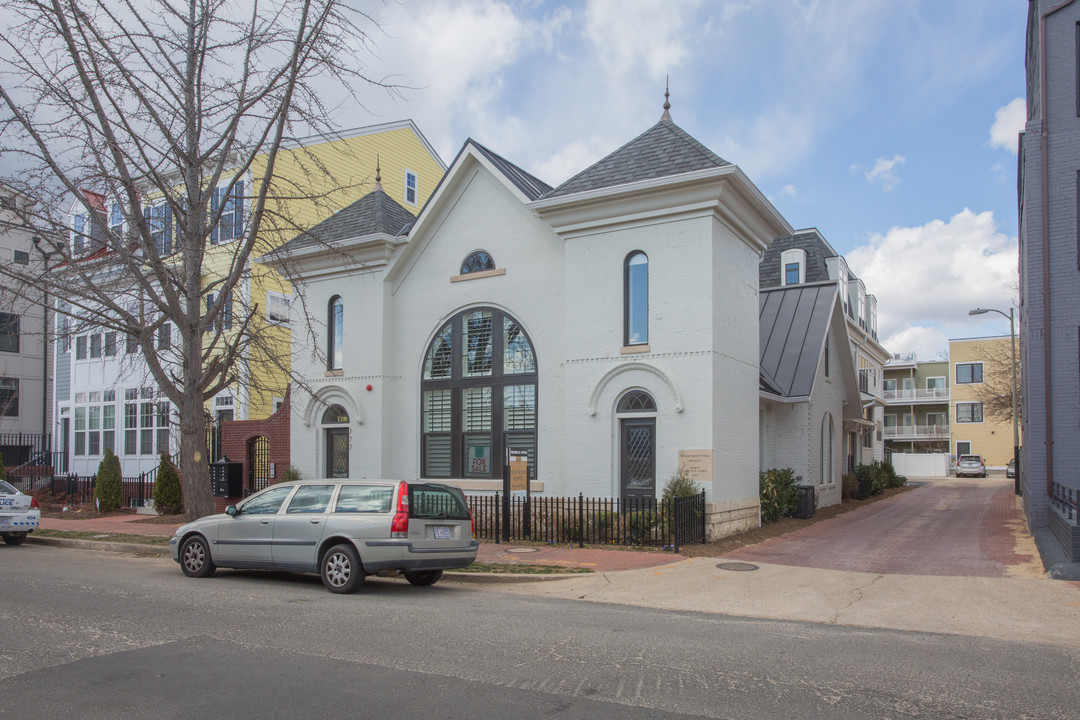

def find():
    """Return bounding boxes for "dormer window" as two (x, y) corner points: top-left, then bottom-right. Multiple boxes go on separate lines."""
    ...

(780, 248), (806, 286)
(461, 251), (495, 275)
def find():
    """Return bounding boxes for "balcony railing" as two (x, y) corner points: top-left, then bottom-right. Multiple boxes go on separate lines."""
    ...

(883, 424), (950, 439)
(883, 388), (950, 403)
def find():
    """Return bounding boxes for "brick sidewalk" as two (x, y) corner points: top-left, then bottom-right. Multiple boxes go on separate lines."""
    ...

(39, 514), (686, 571)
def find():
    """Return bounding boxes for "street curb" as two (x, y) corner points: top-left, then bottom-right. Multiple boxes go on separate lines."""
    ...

(444, 570), (593, 584)
(28, 535), (170, 557)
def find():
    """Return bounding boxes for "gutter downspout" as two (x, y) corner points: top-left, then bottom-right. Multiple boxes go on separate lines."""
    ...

(1038, 0), (1077, 499)
(32, 236), (51, 446)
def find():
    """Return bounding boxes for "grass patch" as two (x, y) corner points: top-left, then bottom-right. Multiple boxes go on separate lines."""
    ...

(34, 529), (170, 546)
(449, 562), (593, 575)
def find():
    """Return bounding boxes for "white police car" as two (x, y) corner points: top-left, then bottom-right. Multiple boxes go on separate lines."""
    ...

(0, 479), (40, 545)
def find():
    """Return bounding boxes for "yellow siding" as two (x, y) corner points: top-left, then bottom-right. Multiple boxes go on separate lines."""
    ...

(949, 337), (1019, 466)
(200, 123), (445, 419)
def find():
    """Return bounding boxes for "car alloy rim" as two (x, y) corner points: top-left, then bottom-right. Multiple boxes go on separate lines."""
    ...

(326, 552), (351, 587)
(184, 542), (204, 572)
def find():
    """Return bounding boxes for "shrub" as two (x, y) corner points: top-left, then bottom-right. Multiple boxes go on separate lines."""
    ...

(152, 453), (183, 515)
(0, 454), (5, 481)
(94, 449), (124, 512)
(626, 510), (657, 545)
(662, 468), (699, 503)
(760, 467), (799, 522)
(880, 460), (907, 489)
(278, 465), (303, 484)
(841, 473), (859, 500)
(855, 463), (887, 496)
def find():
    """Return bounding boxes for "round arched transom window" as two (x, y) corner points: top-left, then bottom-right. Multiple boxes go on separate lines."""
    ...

(321, 404), (350, 425)
(460, 250), (495, 275)
(617, 390), (656, 413)
(421, 308), (537, 480)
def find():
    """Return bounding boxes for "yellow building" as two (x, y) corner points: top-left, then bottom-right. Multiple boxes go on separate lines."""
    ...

(204, 121), (446, 422)
(949, 335), (1019, 469)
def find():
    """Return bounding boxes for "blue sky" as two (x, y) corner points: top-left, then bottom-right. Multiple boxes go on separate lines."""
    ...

(348, 0), (1026, 359)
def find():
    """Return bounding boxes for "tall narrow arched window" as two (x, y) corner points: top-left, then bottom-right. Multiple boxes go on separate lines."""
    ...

(625, 252), (648, 346)
(328, 296), (343, 370)
(820, 413), (834, 484)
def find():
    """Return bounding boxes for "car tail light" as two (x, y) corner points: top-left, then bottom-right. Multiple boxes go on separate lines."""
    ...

(391, 481), (409, 538)
(30, 497), (40, 509)
(469, 506), (475, 538)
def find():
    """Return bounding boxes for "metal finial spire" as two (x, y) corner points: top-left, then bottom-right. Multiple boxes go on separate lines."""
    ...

(661, 75), (672, 123)
(374, 154), (383, 191)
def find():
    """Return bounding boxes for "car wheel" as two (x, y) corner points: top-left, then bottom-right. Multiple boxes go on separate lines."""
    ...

(404, 570), (444, 587)
(2, 532), (27, 546)
(321, 543), (364, 594)
(179, 535), (217, 578)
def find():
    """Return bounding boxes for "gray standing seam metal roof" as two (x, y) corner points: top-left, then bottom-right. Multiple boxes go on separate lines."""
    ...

(275, 188), (416, 255)
(759, 283), (837, 398)
(543, 119), (730, 199)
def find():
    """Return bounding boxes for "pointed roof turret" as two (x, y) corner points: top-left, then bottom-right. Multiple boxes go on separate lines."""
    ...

(542, 115), (730, 199)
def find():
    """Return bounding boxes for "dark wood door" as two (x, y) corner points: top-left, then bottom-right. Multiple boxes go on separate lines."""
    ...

(620, 418), (655, 498)
(325, 428), (349, 478)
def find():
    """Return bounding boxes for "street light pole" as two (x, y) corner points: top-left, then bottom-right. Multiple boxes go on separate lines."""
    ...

(968, 307), (1020, 495)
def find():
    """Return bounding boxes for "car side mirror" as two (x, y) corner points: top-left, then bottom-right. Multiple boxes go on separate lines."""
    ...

(225, 505), (238, 517)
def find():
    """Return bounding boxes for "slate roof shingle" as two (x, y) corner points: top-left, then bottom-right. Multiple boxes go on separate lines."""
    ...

(275, 187), (415, 255)
(468, 140), (553, 201)
(543, 119), (731, 199)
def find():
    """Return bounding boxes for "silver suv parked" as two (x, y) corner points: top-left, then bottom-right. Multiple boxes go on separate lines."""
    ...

(955, 455), (987, 478)
(170, 480), (477, 593)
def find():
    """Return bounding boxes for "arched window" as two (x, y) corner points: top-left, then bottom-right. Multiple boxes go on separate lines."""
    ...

(421, 308), (537, 480)
(322, 404), (349, 478)
(328, 296), (343, 370)
(617, 389), (656, 497)
(625, 252), (648, 345)
(460, 250), (495, 275)
(820, 413), (834, 484)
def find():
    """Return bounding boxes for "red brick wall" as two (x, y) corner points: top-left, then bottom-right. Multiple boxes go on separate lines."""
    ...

(217, 387), (291, 507)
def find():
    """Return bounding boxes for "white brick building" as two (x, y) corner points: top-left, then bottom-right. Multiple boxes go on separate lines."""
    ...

(271, 108), (857, 537)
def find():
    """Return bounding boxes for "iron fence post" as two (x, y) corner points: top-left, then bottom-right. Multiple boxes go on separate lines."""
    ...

(674, 497), (681, 554)
(700, 489), (707, 544)
(495, 493), (501, 544)
(578, 493), (584, 549)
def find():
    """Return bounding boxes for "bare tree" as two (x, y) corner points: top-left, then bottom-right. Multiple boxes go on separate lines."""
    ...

(970, 340), (1021, 424)
(0, 0), (389, 519)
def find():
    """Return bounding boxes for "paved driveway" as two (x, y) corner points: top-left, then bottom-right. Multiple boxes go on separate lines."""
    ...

(726, 475), (1042, 577)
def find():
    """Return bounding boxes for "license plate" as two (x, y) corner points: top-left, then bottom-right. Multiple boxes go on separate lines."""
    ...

(433, 526), (451, 540)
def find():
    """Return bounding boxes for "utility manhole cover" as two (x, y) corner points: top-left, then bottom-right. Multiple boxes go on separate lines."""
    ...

(716, 562), (759, 572)
(505, 547), (539, 554)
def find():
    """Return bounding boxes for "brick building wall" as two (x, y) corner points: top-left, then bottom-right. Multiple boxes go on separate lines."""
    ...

(214, 388), (291, 512)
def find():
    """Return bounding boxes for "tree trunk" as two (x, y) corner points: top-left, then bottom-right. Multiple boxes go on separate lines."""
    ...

(178, 389), (215, 520)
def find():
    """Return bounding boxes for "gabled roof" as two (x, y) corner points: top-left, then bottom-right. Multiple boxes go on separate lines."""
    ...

(543, 119), (730, 199)
(759, 282), (837, 398)
(468, 140), (552, 201)
(275, 187), (415, 255)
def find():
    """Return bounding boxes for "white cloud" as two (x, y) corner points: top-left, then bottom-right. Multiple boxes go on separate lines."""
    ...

(862, 154), (906, 191)
(582, 0), (705, 79)
(882, 325), (950, 362)
(989, 98), (1025, 154)
(846, 209), (1018, 356)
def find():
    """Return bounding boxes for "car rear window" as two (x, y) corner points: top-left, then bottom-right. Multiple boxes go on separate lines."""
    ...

(334, 485), (393, 513)
(409, 484), (470, 520)
(959, 455), (981, 462)
(0, 480), (16, 494)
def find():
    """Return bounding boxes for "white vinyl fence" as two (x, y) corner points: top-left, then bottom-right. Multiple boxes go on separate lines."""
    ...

(889, 452), (949, 478)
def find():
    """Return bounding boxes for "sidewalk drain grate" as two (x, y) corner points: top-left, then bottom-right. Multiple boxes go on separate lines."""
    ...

(716, 562), (759, 572)
(505, 547), (539, 554)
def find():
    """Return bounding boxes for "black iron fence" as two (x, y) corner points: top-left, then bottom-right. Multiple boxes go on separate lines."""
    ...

(11, 473), (156, 509)
(466, 491), (707, 552)
(0, 433), (51, 468)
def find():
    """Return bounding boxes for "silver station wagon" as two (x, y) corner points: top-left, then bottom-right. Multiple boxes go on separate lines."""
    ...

(170, 480), (477, 593)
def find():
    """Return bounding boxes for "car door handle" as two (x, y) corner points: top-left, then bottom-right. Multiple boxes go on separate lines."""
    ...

(309, 519), (321, 525)
(260, 520), (270, 525)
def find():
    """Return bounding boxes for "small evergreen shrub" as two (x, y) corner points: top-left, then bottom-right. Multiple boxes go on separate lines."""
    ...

(841, 473), (859, 500)
(0, 454), (6, 481)
(94, 448), (124, 512)
(152, 453), (183, 515)
(881, 460), (907, 489)
(855, 463), (887, 496)
(662, 468), (699, 502)
(278, 465), (303, 484)
(760, 467), (799, 522)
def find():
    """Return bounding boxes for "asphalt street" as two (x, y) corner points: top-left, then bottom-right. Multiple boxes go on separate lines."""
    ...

(2, 544), (1078, 719)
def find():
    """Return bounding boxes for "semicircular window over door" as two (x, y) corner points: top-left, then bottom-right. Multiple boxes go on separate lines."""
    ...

(421, 308), (537, 480)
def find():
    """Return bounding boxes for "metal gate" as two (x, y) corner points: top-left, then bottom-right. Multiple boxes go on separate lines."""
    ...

(247, 436), (270, 493)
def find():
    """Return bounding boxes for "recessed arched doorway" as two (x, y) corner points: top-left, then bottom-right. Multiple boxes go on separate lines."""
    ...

(247, 436), (270, 492)
(322, 404), (350, 478)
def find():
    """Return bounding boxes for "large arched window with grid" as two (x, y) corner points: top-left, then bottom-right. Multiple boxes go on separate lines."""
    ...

(421, 308), (537, 480)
